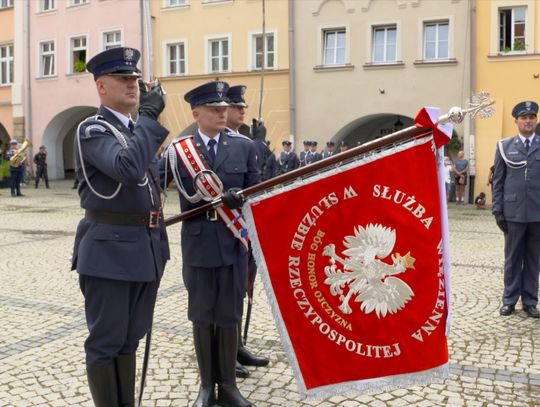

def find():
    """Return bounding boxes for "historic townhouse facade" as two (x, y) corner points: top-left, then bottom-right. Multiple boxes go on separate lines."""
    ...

(474, 0), (540, 201)
(151, 0), (290, 148)
(0, 0), (15, 151)
(291, 0), (472, 160)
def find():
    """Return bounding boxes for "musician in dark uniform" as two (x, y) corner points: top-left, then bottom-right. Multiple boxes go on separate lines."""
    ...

(166, 81), (258, 407)
(277, 140), (299, 174)
(225, 85), (270, 379)
(33, 145), (50, 189)
(6, 140), (25, 197)
(299, 140), (311, 167)
(493, 100), (540, 318)
(72, 47), (170, 406)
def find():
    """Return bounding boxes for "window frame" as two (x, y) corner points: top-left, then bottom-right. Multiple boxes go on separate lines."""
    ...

(164, 40), (188, 76)
(423, 20), (450, 60)
(165, 0), (187, 7)
(250, 31), (276, 70)
(39, 40), (56, 78)
(0, 43), (14, 86)
(206, 34), (231, 74)
(70, 0), (89, 6)
(498, 6), (527, 53)
(40, 0), (56, 12)
(371, 24), (397, 64)
(102, 29), (123, 50)
(68, 35), (88, 74)
(0, 0), (14, 9)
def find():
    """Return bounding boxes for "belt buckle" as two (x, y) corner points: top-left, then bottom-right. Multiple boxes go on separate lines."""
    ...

(206, 209), (218, 222)
(149, 210), (160, 228)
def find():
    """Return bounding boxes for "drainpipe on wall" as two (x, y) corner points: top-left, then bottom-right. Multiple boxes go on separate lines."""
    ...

(288, 0), (296, 144)
(25, 0), (34, 168)
(469, 0), (477, 203)
(141, 0), (154, 81)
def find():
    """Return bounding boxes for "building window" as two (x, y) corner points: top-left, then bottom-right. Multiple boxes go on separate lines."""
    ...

(252, 33), (274, 69)
(372, 25), (396, 63)
(0, 0), (13, 9)
(103, 30), (122, 50)
(423, 21), (449, 60)
(323, 29), (346, 65)
(0, 44), (13, 85)
(70, 36), (87, 73)
(167, 42), (186, 75)
(40, 0), (56, 11)
(70, 0), (88, 5)
(40, 41), (55, 77)
(166, 0), (187, 6)
(209, 38), (229, 73)
(499, 7), (526, 52)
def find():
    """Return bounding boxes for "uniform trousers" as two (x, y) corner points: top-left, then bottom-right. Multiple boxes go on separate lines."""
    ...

(9, 167), (24, 195)
(502, 221), (540, 306)
(35, 165), (49, 188)
(183, 264), (246, 328)
(79, 275), (159, 367)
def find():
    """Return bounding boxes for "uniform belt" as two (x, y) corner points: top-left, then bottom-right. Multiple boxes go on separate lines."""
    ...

(85, 209), (160, 228)
(192, 209), (219, 222)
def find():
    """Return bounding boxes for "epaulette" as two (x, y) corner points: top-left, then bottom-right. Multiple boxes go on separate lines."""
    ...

(225, 129), (252, 142)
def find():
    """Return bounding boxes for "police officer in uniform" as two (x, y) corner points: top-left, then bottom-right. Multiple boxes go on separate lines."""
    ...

(72, 47), (170, 406)
(322, 141), (336, 159)
(167, 81), (259, 407)
(277, 140), (299, 174)
(225, 85), (270, 379)
(308, 141), (322, 164)
(299, 140), (311, 167)
(34, 145), (50, 189)
(493, 100), (540, 318)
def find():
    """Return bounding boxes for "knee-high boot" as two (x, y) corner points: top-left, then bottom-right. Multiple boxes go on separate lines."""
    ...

(237, 322), (269, 367)
(193, 324), (216, 407)
(115, 353), (136, 407)
(86, 362), (120, 407)
(216, 326), (254, 407)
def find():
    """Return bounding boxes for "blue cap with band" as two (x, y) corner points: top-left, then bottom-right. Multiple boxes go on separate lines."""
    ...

(512, 101), (539, 118)
(86, 47), (141, 80)
(184, 81), (230, 108)
(227, 85), (248, 107)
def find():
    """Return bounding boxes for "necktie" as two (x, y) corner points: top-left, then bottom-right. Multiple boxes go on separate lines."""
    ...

(207, 139), (217, 165)
(128, 121), (135, 133)
(525, 138), (530, 153)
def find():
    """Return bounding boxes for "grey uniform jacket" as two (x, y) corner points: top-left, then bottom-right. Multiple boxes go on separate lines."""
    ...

(492, 134), (540, 223)
(173, 130), (260, 268)
(72, 106), (170, 282)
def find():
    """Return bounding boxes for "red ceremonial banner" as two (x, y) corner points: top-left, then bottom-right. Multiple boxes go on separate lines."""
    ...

(244, 137), (449, 396)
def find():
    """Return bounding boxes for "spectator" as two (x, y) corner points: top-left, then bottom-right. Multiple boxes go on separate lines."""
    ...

(475, 192), (487, 209)
(453, 150), (469, 204)
(34, 145), (50, 189)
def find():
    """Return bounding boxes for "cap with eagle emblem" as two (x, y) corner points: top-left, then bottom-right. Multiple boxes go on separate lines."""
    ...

(184, 81), (231, 109)
(85, 47), (142, 81)
(512, 100), (538, 118)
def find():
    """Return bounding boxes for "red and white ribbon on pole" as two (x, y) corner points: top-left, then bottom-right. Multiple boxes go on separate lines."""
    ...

(415, 106), (453, 148)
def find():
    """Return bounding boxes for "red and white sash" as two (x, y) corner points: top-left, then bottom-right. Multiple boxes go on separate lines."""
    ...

(172, 135), (249, 248)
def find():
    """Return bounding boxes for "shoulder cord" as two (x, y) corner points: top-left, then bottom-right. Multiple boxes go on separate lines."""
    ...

(497, 140), (527, 169)
(166, 143), (202, 204)
(76, 116), (149, 200)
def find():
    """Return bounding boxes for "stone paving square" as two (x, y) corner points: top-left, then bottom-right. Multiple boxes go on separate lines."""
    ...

(0, 180), (539, 406)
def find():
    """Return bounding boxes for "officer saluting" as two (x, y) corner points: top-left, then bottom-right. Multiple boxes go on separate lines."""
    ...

(72, 47), (170, 406)
(166, 81), (259, 407)
(493, 100), (540, 318)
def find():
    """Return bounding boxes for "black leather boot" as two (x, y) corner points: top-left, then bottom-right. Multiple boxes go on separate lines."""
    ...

(115, 353), (136, 407)
(193, 324), (217, 407)
(216, 326), (254, 407)
(86, 362), (120, 407)
(235, 361), (249, 379)
(237, 322), (269, 367)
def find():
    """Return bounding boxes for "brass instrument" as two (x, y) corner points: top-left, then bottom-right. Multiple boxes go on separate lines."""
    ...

(9, 138), (32, 167)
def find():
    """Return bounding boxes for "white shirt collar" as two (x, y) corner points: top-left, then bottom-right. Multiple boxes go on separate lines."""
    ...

(104, 106), (134, 129)
(518, 133), (536, 144)
(198, 130), (220, 148)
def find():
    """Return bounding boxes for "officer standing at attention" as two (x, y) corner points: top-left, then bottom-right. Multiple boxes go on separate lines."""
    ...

(34, 145), (50, 189)
(493, 100), (540, 318)
(299, 140), (311, 167)
(225, 85), (270, 379)
(277, 140), (299, 174)
(308, 140), (322, 164)
(322, 141), (336, 159)
(167, 81), (259, 407)
(72, 47), (170, 406)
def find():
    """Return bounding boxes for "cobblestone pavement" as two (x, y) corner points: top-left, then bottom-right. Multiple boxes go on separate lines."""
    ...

(1, 180), (539, 407)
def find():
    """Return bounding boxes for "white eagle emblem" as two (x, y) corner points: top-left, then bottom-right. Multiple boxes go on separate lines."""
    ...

(322, 223), (416, 318)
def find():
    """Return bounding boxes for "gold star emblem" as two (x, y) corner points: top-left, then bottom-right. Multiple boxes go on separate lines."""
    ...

(396, 252), (416, 269)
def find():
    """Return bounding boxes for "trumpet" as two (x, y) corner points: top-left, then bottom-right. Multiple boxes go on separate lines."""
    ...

(9, 138), (32, 168)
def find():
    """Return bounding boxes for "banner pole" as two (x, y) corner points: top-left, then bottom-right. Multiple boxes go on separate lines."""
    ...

(164, 125), (432, 227)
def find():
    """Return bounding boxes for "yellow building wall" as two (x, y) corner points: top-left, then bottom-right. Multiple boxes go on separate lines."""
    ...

(475, 0), (540, 202)
(151, 0), (290, 149)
